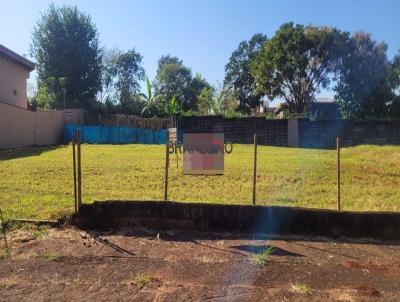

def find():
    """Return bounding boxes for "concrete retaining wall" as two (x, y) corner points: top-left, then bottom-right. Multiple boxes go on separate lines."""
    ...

(78, 201), (400, 240)
(0, 102), (83, 148)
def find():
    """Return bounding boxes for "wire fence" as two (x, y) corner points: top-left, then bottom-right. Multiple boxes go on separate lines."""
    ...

(1, 135), (399, 221)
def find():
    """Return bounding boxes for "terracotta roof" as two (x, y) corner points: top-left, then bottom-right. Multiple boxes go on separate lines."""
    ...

(0, 44), (35, 71)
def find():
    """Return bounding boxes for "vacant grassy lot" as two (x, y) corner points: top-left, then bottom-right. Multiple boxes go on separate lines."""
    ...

(0, 144), (399, 219)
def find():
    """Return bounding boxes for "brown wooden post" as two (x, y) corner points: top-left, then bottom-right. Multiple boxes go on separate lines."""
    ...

(164, 130), (170, 201)
(252, 133), (257, 205)
(337, 136), (341, 211)
(72, 140), (77, 214)
(176, 147), (179, 169)
(77, 128), (82, 209)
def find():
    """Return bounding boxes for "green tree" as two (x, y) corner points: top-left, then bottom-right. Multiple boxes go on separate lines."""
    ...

(31, 4), (102, 110)
(387, 52), (400, 117)
(197, 86), (215, 115)
(335, 32), (393, 119)
(30, 82), (56, 110)
(252, 23), (347, 115)
(213, 86), (240, 116)
(100, 48), (145, 104)
(224, 33), (268, 113)
(190, 73), (210, 110)
(154, 55), (192, 110)
(154, 55), (209, 112)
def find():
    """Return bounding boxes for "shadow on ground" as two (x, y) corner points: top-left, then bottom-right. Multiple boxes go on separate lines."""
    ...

(0, 145), (63, 160)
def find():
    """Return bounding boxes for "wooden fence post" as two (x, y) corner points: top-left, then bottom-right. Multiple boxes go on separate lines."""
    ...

(77, 128), (82, 209)
(252, 133), (257, 205)
(164, 130), (170, 201)
(176, 144), (179, 169)
(337, 136), (341, 211)
(72, 140), (77, 214)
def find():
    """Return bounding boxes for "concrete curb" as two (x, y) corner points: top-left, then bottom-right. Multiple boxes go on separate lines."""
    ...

(78, 200), (400, 241)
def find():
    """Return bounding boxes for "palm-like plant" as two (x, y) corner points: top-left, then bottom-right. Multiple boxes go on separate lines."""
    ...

(164, 95), (180, 116)
(164, 95), (181, 127)
(140, 77), (156, 116)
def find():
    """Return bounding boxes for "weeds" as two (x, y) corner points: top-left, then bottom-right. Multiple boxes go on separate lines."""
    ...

(292, 283), (310, 295)
(250, 245), (275, 266)
(32, 226), (48, 239)
(0, 278), (17, 289)
(41, 251), (60, 261)
(135, 273), (152, 289)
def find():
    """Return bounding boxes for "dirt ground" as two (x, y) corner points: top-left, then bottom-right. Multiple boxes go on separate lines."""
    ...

(1, 225), (400, 301)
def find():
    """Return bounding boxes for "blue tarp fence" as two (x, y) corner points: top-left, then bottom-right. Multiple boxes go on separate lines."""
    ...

(64, 125), (171, 144)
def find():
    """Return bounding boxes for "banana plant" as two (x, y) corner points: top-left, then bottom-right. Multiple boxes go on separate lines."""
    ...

(164, 95), (180, 116)
(140, 77), (156, 116)
(164, 95), (181, 127)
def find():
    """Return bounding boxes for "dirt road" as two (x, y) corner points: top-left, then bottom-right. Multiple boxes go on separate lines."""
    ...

(1, 225), (400, 301)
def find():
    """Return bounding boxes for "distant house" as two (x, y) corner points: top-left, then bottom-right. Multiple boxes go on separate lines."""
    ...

(274, 98), (341, 120)
(308, 98), (341, 120)
(254, 98), (277, 116)
(0, 44), (35, 109)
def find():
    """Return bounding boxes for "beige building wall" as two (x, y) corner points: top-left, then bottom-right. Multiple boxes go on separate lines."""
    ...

(0, 56), (30, 109)
(0, 102), (84, 149)
(0, 102), (35, 148)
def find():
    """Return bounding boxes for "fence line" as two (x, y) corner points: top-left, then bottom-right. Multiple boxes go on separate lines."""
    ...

(180, 116), (400, 148)
(84, 113), (173, 129)
(72, 114), (400, 148)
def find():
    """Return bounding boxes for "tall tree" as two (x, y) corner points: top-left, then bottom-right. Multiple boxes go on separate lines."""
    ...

(100, 48), (145, 104)
(224, 33), (268, 113)
(197, 86), (215, 115)
(388, 52), (400, 117)
(31, 4), (102, 110)
(154, 55), (192, 111)
(154, 55), (209, 112)
(334, 32), (393, 119)
(252, 23), (347, 115)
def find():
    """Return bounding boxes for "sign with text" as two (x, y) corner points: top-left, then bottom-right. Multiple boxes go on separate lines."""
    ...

(183, 133), (224, 175)
(168, 128), (177, 143)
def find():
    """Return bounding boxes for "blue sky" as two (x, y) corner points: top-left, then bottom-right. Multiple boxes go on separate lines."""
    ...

(1, 0), (400, 99)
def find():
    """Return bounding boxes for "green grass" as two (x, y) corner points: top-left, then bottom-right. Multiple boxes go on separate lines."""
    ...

(292, 283), (310, 295)
(250, 245), (275, 266)
(1, 144), (400, 220)
(40, 251), (60, 261)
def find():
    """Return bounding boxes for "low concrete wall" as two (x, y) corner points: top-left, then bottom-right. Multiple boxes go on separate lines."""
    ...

(0, 102), (83, 148)
(78, 201), (400, 240)
(0, 103), (35, 148)
(35, 110), (65, 146)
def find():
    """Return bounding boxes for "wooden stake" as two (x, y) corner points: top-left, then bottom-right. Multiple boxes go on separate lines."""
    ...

(337, 137), (341, 211)
(77, 128), (82, 209)
(72, 140), (77, 214)
(164, 130), (169, 201)
(0, 207), (10, 257)
(252, 133), (257, 205)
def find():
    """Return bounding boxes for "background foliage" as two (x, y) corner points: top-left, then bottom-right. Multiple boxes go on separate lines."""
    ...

(29, 4), (400, 120)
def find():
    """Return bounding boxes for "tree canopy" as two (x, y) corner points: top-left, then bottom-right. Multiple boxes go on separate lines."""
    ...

(334, 32), (394, 119)
(29, 5), (400, 120)
(100, 48), (145, 104)
(30, 4), (102, 110)
(224, 33), (268, 113)
(154, 55), (209, 112)
(252, 23), (348, 114)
